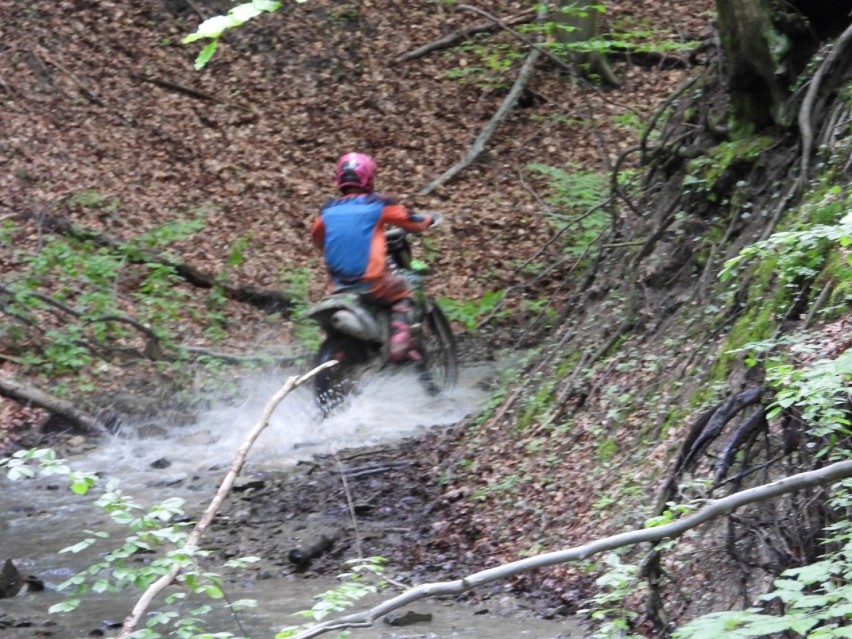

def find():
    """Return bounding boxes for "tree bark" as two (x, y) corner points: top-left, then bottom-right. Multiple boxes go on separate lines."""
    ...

(0, 374), (107, 435)
(715, 0), (787, 130)
(552, 0), (619, 86)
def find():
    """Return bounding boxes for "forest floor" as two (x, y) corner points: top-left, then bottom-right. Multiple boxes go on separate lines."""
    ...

(1, 0), (719, 633)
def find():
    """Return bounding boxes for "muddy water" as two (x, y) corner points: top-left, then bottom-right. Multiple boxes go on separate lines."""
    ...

(2, 366), (582, 639)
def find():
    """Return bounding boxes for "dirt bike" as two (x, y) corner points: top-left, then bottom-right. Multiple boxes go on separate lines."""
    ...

(304, 216), (458, 415)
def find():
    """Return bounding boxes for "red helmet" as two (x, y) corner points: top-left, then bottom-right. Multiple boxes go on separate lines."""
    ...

(335, 152), (377, 193)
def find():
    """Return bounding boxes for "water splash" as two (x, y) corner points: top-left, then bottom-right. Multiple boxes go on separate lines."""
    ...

(72, 364), (492, 480)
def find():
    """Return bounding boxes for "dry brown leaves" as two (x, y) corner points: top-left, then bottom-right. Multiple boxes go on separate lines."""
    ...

(2, 0), (717, 595)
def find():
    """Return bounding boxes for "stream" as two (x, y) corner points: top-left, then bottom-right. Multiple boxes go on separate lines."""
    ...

(1, 365), (582, 639)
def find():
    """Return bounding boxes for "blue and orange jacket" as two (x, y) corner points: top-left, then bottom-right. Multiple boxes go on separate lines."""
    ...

(311, 193), (432, 284)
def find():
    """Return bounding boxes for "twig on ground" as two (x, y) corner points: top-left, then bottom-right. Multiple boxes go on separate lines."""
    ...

(334, 452), (364, 559)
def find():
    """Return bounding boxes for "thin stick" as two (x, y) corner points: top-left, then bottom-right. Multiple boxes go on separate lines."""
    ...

(334, 453), (363, 559)
(116, 362), (336, 638)
(290, 459), (852, 639)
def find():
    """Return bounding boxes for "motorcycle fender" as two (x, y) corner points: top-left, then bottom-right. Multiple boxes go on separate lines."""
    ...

(330, 309), (382, 343)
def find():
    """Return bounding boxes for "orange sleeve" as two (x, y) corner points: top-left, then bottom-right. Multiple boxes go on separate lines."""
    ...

(380, 204), (432, 233)
(311, 217), (325, 249)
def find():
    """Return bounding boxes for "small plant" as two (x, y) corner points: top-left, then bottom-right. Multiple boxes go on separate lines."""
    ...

(283, 267), (322, 350)
(527, 162), (611, 257)
(275, 556), (387, 638)
(445, 40), (524, 90)
(580, 553), (643, 639)
(438, 290), (505, 330)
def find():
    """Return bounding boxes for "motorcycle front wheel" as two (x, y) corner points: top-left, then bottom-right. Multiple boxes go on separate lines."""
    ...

(314, 335), (372, 416)
(415, 300), (459, 396)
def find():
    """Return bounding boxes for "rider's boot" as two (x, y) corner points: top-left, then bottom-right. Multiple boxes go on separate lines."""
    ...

(389, 299), (420, 362)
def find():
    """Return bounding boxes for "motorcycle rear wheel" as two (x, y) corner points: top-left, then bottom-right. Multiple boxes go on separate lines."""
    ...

(415, 301), (458, 396)
(314, 335), (372, 416)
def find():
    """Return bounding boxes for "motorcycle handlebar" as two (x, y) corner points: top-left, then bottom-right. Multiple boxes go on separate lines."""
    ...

(385, 212), (443, 242)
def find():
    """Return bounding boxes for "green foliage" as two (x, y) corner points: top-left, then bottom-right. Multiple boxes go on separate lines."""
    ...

(183, 0), (294, 69)
(283, 267), (322, 349)
(275, 557), (387, 638)
(685, 136), (775, 201)
(64, 188), (122, 214)
(0, 211), (237, 388)
(764, 350), (852, 450)
(2, 448), (259, 638)
(675, 490), (852, 639)
(529, 162), (608, 213)
(720, 210), (852, 283)
(527, 162), (611, 256)
(438, 290), (505, 330)
(534, 4), (698, 67)
(0, 447), (72, 481)
(445, 40), (524, 90)
(580, 553), (643, 639)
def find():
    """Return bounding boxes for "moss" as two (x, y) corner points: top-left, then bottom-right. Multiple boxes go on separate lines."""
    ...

(686, 135), (775, 201)
(597, 438), (619, 462)
(517, 381), (557, 430)
(711, 257), (778, 380)
(818, 251), (852, 317)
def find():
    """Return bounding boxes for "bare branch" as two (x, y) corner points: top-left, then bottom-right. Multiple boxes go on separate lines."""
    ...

(395, 8), (536, 62)
(290, 459), (852, 639)
(419, 46), (542, 195)
(116, 362), (337, 638)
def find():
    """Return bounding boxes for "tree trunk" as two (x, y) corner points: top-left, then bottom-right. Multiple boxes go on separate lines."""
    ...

(552, 0), (619, 86)
(715, 0), (787, 131)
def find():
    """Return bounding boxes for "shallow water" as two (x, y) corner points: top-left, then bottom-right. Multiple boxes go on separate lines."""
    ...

(1, 365), (582, 639)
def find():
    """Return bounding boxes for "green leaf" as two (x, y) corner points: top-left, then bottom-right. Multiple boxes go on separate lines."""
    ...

(60, 538), (96, 554)
(203, 584), (224, 599)
(49, 599), (81, 613)
(70, 473), (96, 495)
(194, 41), (218, 70)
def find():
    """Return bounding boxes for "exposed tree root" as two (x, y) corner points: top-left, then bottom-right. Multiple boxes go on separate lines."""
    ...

(799, 21), (852, 184)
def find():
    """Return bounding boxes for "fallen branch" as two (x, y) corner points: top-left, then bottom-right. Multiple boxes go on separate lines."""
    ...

(419, 45), (542, 195)
(289, 459), (852, 639)
(395, 8), (536, 62)
(21, 212), (293, 315)
(0, 374), (108, 435)
(132, 74), (255, 114)
(116, 361), (336, 638)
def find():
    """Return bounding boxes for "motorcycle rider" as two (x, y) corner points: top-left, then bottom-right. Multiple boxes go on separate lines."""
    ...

(311, 152), (435, 362)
